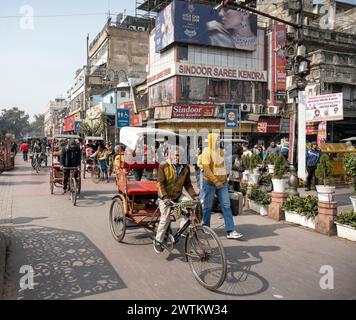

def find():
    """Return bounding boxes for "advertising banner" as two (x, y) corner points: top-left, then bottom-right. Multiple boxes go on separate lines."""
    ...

(225, 109), (239, 129)
(306, 93), (343, 122)
(274, 25), (287, 92)
(130, 114), (142, 127)
(64, 115), (76, 132)
(257, 122), (267, 133)
(317, 121), (327, 144)
(172, 105), (215, 118)
(155, 0), (258, 52)
(74, 121), (81, 133)
(256, 117), (281, 133)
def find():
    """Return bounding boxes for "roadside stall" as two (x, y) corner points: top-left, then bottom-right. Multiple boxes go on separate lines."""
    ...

(319, 143), (356, 183)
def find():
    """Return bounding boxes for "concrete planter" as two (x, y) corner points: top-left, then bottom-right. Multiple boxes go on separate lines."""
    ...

(249, 200), (268, 216)
(316, 185), (336, 202)
(336, 223), (356, 242)
(267, 165), (274, 174)
(242, 170), (251, 181)
(350, 196), (356, 212)
(285, 211), (303, 225)
(272, 178), (286, 193)
(249, 173), (260, 186)
(285, 211), (315, 229)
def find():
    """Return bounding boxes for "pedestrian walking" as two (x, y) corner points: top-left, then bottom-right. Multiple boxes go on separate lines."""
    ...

(20, 141), (29, 161)
(266, 140), (281, 158)
(305, 142), (321, 191)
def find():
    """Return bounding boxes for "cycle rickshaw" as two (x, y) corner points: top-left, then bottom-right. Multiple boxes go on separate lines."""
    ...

(82, 136), (105, 183)
(109, 127), (227, 290)
(49, 134), (81, 206)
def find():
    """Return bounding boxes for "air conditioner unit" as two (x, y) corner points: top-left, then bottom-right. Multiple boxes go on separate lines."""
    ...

(137, 26), (145, 31)
(241, 104), (251, 113)
(128, 25), (136, 30)
(268, 106), (280, 115)
(252, 104), (263, 114)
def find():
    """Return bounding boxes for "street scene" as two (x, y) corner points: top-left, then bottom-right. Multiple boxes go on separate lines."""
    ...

(1, 0), (356, 302)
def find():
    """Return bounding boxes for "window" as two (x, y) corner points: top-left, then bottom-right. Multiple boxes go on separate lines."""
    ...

(149, 78), (174, 106)
(121, 91), (126, 98)
(255, 82), (267, 103)
(178, 45), (188, 61)
(208, 79), (229, 100)
(110, 96), (114, 104)
(180, 77), (207, 100)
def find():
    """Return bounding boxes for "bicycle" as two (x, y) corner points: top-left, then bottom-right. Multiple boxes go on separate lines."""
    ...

(32, 153), (42, 174)
(63, 167), (81, 206)
(155, 200), (227, 291)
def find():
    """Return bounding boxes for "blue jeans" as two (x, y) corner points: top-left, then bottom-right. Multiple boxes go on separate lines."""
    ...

(202, 181), (235, 234)
(199, 171), (205, 201)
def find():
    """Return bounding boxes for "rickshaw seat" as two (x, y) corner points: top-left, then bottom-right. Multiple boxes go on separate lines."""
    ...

(126, 181), (157, 195)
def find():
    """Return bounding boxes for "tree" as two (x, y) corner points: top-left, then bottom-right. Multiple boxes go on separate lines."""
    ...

(29, 114), (45, 137)
(0, 108), (30, 139)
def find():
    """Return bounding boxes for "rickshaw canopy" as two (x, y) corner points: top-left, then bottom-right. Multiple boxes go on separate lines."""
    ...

(120, 127), (181, 150)
(319, 143), (356, 153)
(341, 137), (356, 142)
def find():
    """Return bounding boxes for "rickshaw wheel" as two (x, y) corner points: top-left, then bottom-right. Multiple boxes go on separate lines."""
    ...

(50, 174), (54, 195)
(83, 166), (86, 179)
(109, 198), (126, 243)
(91, 166), (101, 184)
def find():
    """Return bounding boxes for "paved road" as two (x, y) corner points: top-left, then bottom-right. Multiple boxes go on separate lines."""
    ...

(1, 158), (356, 300)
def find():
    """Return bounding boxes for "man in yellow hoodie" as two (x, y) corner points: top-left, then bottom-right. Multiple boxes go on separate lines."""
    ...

(202, 133), (243, 239)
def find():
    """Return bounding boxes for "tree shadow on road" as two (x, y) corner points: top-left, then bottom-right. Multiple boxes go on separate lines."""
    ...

(4, 225), (126, 300)
(0, 216), (48, 225)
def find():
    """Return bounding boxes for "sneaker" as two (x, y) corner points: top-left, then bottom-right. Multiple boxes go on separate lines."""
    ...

(63, 189), (67, 195)
(153, 240), (164, 254)
(305, 188), (311, 191)
(227, 231), (243, 240)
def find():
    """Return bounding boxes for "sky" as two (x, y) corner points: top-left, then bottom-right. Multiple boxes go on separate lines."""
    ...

(0, 0), (355, 119)
(0, 0), (137, 119)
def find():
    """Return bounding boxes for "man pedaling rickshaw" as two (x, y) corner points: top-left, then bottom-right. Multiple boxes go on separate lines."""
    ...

(60, 140), (81, 194)
(154, 145), (199, 253)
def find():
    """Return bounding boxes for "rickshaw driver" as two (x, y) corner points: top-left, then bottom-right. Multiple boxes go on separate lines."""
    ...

(60, 139), (81, 194)
(154, 145), (198, 253)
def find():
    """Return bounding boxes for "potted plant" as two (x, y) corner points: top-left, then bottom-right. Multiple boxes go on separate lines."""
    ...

(272, 155), (287, 193)
(283, 195), (318, 229)
(336, 210), (356, 242)
(315, 155), (335, 202)
(344, 154), (356, 211)
(242, 155), (252, 181)
(259, 174), (273, 193)
(266, 153), (278, 174)
(249, 154), (262, 185)
(247, 184), (271, 216)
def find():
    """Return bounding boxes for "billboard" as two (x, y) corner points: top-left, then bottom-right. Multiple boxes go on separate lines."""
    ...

(306, 93), (343, 123)
(155, 0), (258, 52)
(225, 109), (239, 129)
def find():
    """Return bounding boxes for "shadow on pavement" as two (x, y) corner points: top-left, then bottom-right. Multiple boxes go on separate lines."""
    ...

(214, 223), (293, 241)
(0, 216), (48, 225)
(5, 225), (126, 300)
(215, 245), (280, 297)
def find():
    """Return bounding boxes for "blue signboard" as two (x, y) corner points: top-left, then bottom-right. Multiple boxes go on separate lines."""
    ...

(155, 0), (257, 52)
(74, 121), (81, 133)
(116, 108), (130, 128)
(225, 109), (239, 129)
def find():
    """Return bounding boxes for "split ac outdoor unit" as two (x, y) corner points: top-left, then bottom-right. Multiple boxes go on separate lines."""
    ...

(241, 104), (251, 113)
(137, 26), (145, 31)
(252, 104), (263, 114)
(268, 106), (280, 115)
(129, 25), (136, 30)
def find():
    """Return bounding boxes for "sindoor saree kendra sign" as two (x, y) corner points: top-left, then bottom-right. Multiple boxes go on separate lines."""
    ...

(172, 105), (215, 118)
(306, 93), (344, 122)
(177, 63), (267, 82)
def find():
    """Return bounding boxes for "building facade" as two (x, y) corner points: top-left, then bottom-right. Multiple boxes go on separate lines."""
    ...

(43, 98), (69, 137)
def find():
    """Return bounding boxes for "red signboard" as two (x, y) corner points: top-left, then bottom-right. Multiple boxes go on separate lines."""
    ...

(306, 125), (318, 135)
(172, 105), (215, 118)
(64, 115), (76, 132)
(317, 121), (327, 144)
(130, 114), (142, 127)
(121, 101), (135, 112)
(256, 117), (280, 133)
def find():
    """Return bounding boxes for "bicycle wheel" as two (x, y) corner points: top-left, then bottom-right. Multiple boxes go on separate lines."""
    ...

(50, 174), (54, 195)
(185, 225), (226, 291)
(109, 198), (126, 242)
(70, 178), (77, 206)
(91, 166), (101, 184)
(35, 162), (40, 174)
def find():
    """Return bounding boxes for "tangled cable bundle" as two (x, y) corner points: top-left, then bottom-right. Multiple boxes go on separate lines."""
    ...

(171, 200), (203, 222)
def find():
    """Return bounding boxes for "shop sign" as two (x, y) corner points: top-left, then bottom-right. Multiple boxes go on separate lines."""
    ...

(225, 109), (239, 129)
(257, 122), (267, 133)
(306, 125), (318, 135)
(64, 115), (76, 132)
(177, 63), (267, 82)
(131, 114), (143, 127)
(306, 93), (343, 122)
(172, 105), (215, 118)
(154, 107), (173, 120)
(317, 121), (327, 144)
(256, 118), (280, 133)
(147, 68), (173, 85)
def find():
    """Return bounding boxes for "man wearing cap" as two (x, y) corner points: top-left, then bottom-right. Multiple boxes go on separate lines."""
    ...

(305, 142), (321, 191)
(60, 140), (81, 193)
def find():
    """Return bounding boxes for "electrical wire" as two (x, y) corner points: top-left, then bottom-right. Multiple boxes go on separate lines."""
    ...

(0, 12), (128, 19)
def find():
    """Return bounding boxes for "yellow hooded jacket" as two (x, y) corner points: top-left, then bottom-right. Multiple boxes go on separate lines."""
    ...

(202, 133), (227, 185)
